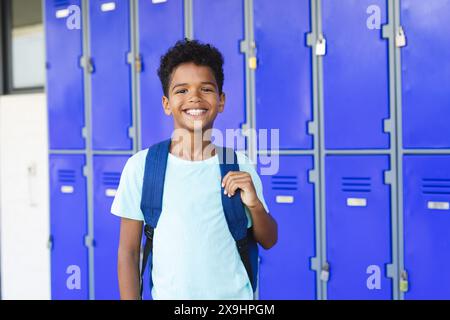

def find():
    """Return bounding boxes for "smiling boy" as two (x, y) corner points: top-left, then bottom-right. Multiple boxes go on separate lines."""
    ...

(111, 39), (277, 300)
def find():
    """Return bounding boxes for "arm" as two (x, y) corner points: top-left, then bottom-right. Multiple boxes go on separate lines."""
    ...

(222, 171), (278, 250)
(117, 217), (143, 300)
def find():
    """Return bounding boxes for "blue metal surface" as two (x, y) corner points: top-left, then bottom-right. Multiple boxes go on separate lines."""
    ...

(403, 155), (450, 299)
(322, 0), (390, 149)
(325, 155), (392, 299)
(254, 0), (313, 150)
(50, 155), (89, 299)
(401, 0), (450, 148)
(258, 156), (316, 299)
(193, 0), (246, 150)
(139, 0), (184, 149)
(45, 0), (85, 149)
(90, 0), (133, 150)
(93, 155), (129, 299)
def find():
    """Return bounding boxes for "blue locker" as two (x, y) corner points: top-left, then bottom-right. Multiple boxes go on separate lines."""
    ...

(403, 155), (450, 299)
(325, 155), (392, 299)
(139, 0), (184, 149)
(254, 0), (313, 150)
(258, 156), (316, 299)
(322, 0), (390, 149)
(50, 155), (89, 299)
(193, 0), (246, 149)
(90, 0), (133, 150)
(45, 0), (85, 149)
(93, 155), (129, 299)
(401, 0), (450, 148)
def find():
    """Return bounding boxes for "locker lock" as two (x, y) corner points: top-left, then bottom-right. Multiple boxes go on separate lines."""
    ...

(400, 270), (409, 293)
(320, 263), (330, 282)
(396, 26), (407, 48)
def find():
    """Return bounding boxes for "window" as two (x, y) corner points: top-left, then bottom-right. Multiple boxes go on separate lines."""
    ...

(1, 0), (45, 93)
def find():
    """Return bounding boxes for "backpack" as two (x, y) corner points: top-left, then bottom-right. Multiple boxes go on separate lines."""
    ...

(139, 138), (259, 298)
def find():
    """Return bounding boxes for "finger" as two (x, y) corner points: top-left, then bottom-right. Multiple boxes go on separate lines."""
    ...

(226, 177), (251, 196)
(222, 171), (248, 188)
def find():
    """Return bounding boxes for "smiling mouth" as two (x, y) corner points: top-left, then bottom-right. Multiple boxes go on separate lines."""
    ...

(183, 108), (208, 117)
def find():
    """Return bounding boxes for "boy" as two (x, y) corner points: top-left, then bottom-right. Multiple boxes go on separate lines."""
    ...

(111, 39), (277, 300)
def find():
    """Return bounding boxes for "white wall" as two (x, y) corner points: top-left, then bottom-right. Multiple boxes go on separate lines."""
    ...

(0, 93), (50, 299)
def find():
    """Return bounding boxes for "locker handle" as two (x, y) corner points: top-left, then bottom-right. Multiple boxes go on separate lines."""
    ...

(48, 235), (54, 250)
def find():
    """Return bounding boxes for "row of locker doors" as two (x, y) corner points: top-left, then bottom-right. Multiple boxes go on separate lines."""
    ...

(46, 0), (450, 151)
(50, 154), (450, 299)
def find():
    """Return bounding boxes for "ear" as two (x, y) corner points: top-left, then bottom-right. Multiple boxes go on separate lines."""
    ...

(218, 92), (225, 113)
(162, 96), (171, 116)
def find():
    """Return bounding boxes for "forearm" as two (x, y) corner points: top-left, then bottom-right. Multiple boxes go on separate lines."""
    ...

(247, 201), (278, 250)
(117, 248), (141, 300)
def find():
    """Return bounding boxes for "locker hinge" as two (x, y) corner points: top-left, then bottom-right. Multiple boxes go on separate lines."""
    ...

(381, 24), (393, 40)
(308, 169), (318, 184)
(81, 127), (87, 139)
(383, 118), (394, 134)
(82, 165), (88, 177)
(309, 34), (326, 56)
(310, 256), (320, 271)
(306, 32), (315, 47)
(47, 235), (54, 250)
(80, 56), (94, 73)
(307, 121), (318, 136)
(128, 52), (143, 73)
(320, 262), (330, 282)
(400, 270), (409, 292)
(240, 40), (257, 70)
(135, 56), (143, 73)
(241, 123), (250, 137)
(128, 127), (135, 139)
(84, 235), (95, 248)
(384, 170), (394, 185)
(395, 26), (407, 48)
(386, 263), (395, 279)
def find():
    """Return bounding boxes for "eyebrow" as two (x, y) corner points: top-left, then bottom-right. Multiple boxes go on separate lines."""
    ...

(171, 81), (217, 92)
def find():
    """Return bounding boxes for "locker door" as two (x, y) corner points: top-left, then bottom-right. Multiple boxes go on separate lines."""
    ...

(45, 0), (85, 149)
(193, 0), (246, 149)
(322, 0), (390, 149)
(90, 0), (133, 150)
(254, 0), (313, 150)
(93, 155), (129, 299)
(401, 0), (450, 148)
(258, 156), (316, 299)
(139, 0), (184, 149)
(403, 155), (450, 299)
(50, 155), (89, 299)
(325, 155), (392, 299)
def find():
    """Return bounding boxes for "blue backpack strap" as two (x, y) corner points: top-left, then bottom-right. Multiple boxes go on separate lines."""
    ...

(139, 138), (171, 298)
(216, 146), (259, 292)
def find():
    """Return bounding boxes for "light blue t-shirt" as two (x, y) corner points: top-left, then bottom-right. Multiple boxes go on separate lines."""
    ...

(111, 148), (269, 300)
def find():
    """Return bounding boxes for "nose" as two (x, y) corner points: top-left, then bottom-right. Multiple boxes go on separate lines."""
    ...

(188, 94), (201, 103)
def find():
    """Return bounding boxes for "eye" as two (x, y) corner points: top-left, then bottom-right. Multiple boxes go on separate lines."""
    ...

(202, 87), (214, 92)
(175, 89), (187, 94)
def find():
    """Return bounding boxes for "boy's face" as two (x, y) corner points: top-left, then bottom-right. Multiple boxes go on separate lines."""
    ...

(162, 62), (225, 133)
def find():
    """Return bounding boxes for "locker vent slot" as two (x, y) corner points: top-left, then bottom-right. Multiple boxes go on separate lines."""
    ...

(271, 175), (298, 191)
(58, 169), (76, 183)
(54, 0), (70, 8)
(102, 172), (121, 187)
(422, 178), (450, 195)
(341, 177), (371, 193)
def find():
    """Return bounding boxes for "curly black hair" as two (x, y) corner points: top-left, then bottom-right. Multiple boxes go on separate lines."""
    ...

(157, 39), (224, 97)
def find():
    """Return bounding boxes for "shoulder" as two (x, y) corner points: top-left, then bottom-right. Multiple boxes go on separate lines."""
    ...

(122, 148), (149, 177)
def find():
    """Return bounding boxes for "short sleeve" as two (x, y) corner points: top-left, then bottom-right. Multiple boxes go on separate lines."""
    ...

(236, 152), (270, 229)
(110, 150), (148, 221)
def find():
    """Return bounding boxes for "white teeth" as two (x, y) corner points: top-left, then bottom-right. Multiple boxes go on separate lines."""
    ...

(185, 109), (206, 116)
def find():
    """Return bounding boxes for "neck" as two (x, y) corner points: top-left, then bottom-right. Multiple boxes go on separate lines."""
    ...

(170, 129), (216, 161)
